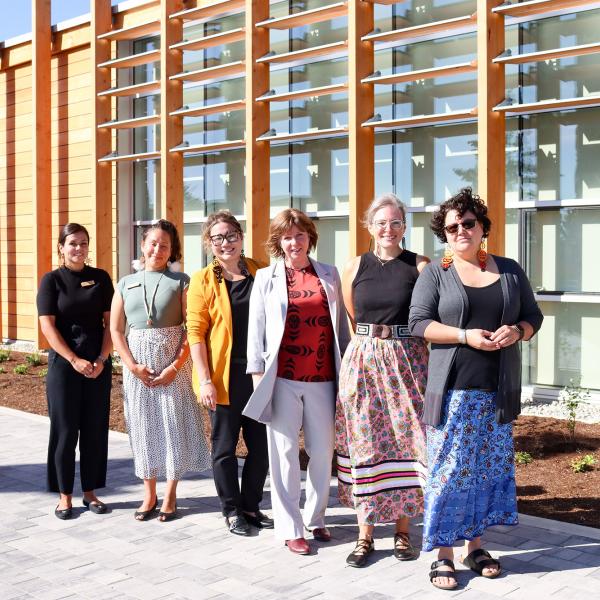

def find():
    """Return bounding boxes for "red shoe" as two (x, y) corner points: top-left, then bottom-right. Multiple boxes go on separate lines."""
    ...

(311, 527), (331, 542)
(285, 538), (310, 555)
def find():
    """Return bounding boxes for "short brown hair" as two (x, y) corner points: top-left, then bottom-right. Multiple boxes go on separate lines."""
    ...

(202, 210), (243, 252)
(265, 208), (318, 259)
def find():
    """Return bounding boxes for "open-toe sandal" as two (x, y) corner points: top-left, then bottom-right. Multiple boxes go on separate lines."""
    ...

(461, 548), (501, 578)
(158, 505), (178, 522)
(429, 559), (458, 591)
(134, 499), (158, 521)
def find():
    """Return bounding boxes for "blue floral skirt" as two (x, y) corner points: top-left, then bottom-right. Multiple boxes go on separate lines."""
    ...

(422, 389), (518, 552)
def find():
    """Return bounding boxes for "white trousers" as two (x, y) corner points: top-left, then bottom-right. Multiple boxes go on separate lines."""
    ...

(267, 378), (335, 541)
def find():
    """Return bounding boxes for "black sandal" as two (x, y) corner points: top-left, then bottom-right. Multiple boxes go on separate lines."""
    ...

(393, 532), (417, 561)
(83, 499), (107, 514)
(461, 548), (501, 578)
(429, 559), (458, 590)
(134, 498), (158, 521)
(346, 538), (374, 568)
(158, 505), (178, 522)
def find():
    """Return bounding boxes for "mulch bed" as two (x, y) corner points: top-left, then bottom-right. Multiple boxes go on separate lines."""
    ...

(1, 351), (598, 529)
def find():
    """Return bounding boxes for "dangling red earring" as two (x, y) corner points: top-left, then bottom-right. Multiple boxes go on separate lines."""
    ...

(478, 238), (488, 271)
(441, 244), (453, 270)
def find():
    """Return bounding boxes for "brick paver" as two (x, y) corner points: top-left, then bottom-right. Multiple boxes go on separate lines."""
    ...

(1, 406), (599, 600)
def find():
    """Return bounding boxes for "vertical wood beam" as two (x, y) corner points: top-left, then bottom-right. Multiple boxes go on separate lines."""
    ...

(91, 0), (114, 275)
(477, 0), (505, 255)
(348, 0), (375, 258)
(160, 0), (184, 239)
(245, 0), (271, 263)
(32, 0), (52, 348)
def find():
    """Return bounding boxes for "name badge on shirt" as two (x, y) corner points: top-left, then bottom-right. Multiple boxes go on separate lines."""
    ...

(127, 282), (142, 289)
(81, 280), (95, 287)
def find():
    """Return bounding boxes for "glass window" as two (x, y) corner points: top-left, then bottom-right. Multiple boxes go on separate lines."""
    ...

(523, 208), (600, 294)
(133, 160), (159, 222)
(525, 301), (600, 390)
(312, 217), (350, 273)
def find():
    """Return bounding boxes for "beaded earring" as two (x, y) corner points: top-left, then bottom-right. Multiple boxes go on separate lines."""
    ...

(401, 237), (406, 251)
(212, 257), (224, 284)
(478, 238), (488, 271)
(441, 244), (453, 270)
(238, 249), (250, 277)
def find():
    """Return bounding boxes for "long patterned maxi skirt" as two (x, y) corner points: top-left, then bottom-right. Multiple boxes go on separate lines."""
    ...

(123, 325), (211, 481)
(335, 335), (429, 524)
(422, 389), (518, 552)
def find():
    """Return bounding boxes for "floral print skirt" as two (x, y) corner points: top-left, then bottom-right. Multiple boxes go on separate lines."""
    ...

(335, 335), (428, 524)
(422, 389), (518, 552)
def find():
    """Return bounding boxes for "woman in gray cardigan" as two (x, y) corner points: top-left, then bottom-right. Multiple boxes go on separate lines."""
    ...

(409, 188), (543, 591)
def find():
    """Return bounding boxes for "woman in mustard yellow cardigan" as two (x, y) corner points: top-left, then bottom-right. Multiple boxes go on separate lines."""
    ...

(187, 211), (272, 536)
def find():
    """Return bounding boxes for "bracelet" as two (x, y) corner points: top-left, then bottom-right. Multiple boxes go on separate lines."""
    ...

(95, 355), (107, 365)
(199, 378), (212, 386)
(457, 328), (467, 344)
(512, 324), (525, 340)
(170, 363), (179, 372)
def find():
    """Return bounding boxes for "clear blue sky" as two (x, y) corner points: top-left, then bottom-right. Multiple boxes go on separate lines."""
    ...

(1, 1), (120, 43)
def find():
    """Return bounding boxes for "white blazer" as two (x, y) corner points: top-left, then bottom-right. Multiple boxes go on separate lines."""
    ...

(243, 258), (350, 424)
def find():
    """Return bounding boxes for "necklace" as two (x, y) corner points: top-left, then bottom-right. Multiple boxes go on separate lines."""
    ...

(373, 249), (400, 267)
(142, 270), (165, 327)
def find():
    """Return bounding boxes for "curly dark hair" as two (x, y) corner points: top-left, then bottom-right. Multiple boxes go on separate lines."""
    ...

(142, 219), (182, 263)
(430, 187), (492, 243)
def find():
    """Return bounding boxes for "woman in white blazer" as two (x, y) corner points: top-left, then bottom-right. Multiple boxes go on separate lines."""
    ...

(244, 208), (350, 555)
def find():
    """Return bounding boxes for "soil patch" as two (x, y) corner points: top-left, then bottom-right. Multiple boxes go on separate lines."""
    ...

(1, 351), (598, 529)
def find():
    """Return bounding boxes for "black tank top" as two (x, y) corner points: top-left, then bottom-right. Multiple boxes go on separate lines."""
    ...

(352, 251), (419, 325)
(447, 278), (503, 390)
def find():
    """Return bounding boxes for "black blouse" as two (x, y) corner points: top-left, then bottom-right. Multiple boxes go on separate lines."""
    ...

(447, 279), (503, 391)
(352, 251), (419, 325)
(36, 266), (114, 361)
(225, 275), (253, 360)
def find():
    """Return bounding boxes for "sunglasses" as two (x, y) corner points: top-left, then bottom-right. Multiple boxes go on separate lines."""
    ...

(444, 218), (478, 235)
(210, 231), (241, 246)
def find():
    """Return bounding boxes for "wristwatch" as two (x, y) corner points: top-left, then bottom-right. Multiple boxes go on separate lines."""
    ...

(512, 324), (525, 340)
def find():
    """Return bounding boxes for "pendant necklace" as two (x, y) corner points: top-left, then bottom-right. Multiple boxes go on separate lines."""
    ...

(143, 270), (165, 327)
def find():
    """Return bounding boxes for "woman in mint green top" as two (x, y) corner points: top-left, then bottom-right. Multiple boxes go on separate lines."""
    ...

(111, 220), (210, 522)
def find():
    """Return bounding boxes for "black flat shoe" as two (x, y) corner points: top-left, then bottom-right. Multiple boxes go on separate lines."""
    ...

(226, 514), (251, 536)
(393, 532), (417, 561)
(55, 505), (72, 520)
(346, 538), (374, 568)
(83, 499), (107, 514)
(134, 498), (158, 521)
(244, 510), (274, 529)
(158, 505), (178, 522)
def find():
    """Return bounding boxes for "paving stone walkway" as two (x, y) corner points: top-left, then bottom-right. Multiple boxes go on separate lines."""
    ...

(1, 406), (600, 600)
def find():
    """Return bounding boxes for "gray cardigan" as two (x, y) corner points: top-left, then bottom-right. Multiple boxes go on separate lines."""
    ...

(408, 255), (543, 426)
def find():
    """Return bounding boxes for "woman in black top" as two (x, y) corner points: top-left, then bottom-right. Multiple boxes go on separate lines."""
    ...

(37, 223), (114, 519)
(336, 194), (430, 568)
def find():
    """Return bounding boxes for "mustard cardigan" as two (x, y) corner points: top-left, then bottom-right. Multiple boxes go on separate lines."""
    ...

(187, 257), (262, 405)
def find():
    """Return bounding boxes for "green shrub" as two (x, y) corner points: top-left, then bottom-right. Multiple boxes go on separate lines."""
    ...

(0, 349), (10, 362)
(39, 367), (48, 378)
(0, 367), (6, 374)
(515, 451), (533, 465)
(571, 454), (596, 473)
(13, 364), (29, 375)
(25, 352), (44, 367)
(560, 379), (591, 443)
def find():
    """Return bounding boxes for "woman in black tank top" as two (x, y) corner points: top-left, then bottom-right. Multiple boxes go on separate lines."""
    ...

(335, 194), (430, 568)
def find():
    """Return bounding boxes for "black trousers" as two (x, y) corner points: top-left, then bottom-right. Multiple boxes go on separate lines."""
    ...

(46, 351), (112, 494)
(210, 361), (269, 517)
